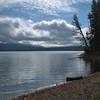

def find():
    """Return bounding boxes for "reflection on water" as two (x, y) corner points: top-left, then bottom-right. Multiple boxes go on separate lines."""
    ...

(82, 57), (100, 74)
(0, 51), (100, 99)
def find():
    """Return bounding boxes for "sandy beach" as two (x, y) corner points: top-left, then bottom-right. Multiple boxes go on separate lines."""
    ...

(13, 71), (100, 100)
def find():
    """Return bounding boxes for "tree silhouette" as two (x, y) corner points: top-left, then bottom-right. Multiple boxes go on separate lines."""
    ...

(73, 14), (89, 49)
(72, 0), (100, 52)
(88, 0), (100, 52)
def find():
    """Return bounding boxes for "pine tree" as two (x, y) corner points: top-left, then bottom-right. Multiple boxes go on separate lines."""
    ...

(89, 0), (100, 52)
(73, 0), (100, 52)
(73, 14), (89, 49)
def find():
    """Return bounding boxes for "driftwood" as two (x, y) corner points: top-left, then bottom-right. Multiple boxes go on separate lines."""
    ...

(66, 76), (83, 82)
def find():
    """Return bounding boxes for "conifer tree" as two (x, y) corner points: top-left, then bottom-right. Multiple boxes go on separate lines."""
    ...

(73, 14), (89, 49)
(89, 0), (100, 52)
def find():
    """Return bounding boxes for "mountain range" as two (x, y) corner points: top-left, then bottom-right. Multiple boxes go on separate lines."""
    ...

(0, 43), (84, 51)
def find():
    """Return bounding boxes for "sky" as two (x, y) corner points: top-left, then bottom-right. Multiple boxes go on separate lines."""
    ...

(0, 0), (91, 47)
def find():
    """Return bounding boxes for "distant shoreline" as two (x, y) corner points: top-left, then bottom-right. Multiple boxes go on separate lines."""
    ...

(13, 71), (100, 100)
(0, 50), (83, 52)
(0, 43), (84, 51)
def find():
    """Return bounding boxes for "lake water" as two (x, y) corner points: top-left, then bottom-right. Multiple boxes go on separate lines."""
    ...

(0, 51), (100, 100)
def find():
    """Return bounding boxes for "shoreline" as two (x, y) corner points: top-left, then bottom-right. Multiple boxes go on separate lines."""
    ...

(13, 71), (100, 100)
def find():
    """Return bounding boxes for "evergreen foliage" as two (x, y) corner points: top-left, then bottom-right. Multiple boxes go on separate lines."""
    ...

(88, 0), (100, 52)
(73, 14), (89, 49)
(73, 0), (100, 52)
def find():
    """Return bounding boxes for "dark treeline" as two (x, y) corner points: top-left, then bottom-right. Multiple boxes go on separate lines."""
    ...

(89, 0), (100, 52)
(73, 0), (100, 53)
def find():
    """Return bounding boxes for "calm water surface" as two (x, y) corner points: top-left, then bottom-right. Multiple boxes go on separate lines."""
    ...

(0, 51), (100, 100)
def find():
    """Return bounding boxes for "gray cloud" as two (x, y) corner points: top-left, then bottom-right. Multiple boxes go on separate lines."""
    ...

(33, 20), (75, 40)
(0, 18), (18, 42)
(0, 17), (82, 47)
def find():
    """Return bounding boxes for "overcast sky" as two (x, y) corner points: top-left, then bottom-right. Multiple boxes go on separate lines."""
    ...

(0, 0), (91, 47)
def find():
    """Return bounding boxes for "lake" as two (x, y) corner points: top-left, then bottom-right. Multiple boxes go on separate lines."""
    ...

(0, 51), (100, 100)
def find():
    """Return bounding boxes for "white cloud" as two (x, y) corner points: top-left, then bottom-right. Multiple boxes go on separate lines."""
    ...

(0, 0), (91, 15)
(0, 0), (90, 5)
(33, 19), (75, 40)
(82, 27), (89, 36)
(0, 17), (82, 47)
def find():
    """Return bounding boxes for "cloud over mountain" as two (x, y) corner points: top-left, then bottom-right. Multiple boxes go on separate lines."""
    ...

(0, 17), (82, 47)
